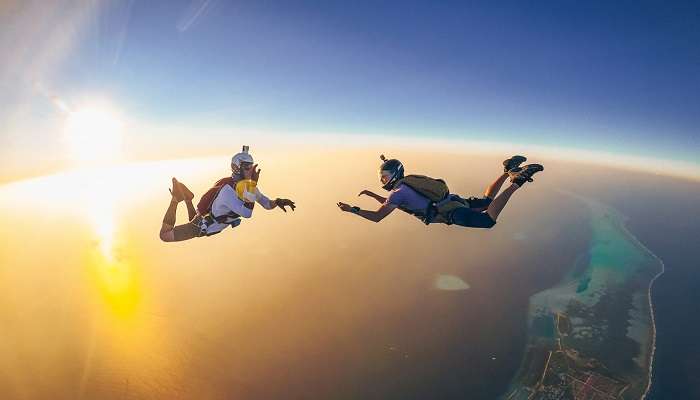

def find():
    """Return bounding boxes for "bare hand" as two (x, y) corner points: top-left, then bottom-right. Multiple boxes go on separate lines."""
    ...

(337, 202), (353, 212)
(251, 164), (261, 182)
(276, 198), (296, 212)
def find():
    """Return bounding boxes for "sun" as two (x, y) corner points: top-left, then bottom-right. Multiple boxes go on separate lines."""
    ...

(65, 106), (124, 163)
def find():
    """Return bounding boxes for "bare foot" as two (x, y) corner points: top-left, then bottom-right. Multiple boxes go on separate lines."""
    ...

(176, 179), (195, 202)
(169, 177), (185, 202)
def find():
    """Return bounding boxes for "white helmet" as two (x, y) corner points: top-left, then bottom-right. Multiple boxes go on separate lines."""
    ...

(231, 145), (254, 172)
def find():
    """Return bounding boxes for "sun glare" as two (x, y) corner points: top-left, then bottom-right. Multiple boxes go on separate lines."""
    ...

(81, 169), (140, 317)
(65, 106), (124, 163)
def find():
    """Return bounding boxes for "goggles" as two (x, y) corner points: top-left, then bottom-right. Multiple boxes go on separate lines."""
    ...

(239, 161), (254, 170)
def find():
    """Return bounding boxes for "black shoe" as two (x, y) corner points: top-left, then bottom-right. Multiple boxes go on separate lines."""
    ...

(503, 155), (527, 172)
(509, 164), (544, 186)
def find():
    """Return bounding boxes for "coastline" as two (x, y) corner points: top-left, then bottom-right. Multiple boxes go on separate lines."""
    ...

(502, 193), (664, 399)
(620, 224), (666, 400)
(577, 195), (664, 398)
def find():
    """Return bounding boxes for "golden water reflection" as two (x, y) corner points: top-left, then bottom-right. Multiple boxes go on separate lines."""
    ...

(84, 180), (140, 318)
(89, 252), (140, 318)
(0, 153), (596, 399)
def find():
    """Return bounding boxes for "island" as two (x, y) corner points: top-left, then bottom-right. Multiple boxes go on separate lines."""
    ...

(502, 193), (664, 400)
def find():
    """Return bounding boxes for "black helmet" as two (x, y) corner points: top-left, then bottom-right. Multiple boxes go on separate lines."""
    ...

(379, 154), (404, 190)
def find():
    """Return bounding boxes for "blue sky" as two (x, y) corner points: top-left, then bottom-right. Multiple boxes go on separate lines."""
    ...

(1, 0), (699, 178)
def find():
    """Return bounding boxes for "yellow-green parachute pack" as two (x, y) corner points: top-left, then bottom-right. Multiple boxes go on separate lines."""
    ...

(395, 175), (466, 224)
(397, 175), (449, 201)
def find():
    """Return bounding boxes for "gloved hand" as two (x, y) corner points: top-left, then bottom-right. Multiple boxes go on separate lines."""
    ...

(275, 198), (296, 212)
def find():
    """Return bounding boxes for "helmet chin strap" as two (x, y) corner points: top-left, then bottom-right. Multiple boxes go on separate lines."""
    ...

(382, 172), (397, 190)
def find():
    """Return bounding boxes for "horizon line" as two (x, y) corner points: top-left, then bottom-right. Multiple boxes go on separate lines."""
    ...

(1, 133), (698, 185)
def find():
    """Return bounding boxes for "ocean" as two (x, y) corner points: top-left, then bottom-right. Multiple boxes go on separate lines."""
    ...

(603, 177), (700, 400)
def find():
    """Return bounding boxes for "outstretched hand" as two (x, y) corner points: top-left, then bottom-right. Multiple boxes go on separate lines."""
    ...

(275, 198), (296, 212)
(358, 190), (375, 197)
(337, 202), (353, 212)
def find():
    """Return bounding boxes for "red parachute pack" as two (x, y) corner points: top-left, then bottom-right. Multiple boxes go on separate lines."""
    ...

(196, 177), (239, 216)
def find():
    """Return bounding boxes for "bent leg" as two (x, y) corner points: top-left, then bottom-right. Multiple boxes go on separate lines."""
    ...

(171, 220), (201, 241)
(486, 183), (519, 221)
(172, 179), (197, 220)
(160, 225), (176, 242)
(159, 195), (199, 242)
(184, 199), (197, 221)
(160, 178), (201, 242)
(177, 181), (197, 220)
(483, 172), (509, 199)
(160, 223), (200, 242)
(161, 216), (202, 242)
(450, 207), (496, 229)
(159, 199), (179, 241)
(464, 196), (493, 213)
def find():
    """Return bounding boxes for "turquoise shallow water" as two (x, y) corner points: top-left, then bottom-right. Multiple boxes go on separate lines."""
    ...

(567, 194), (655, 301)
(504, 192), (662, 399)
